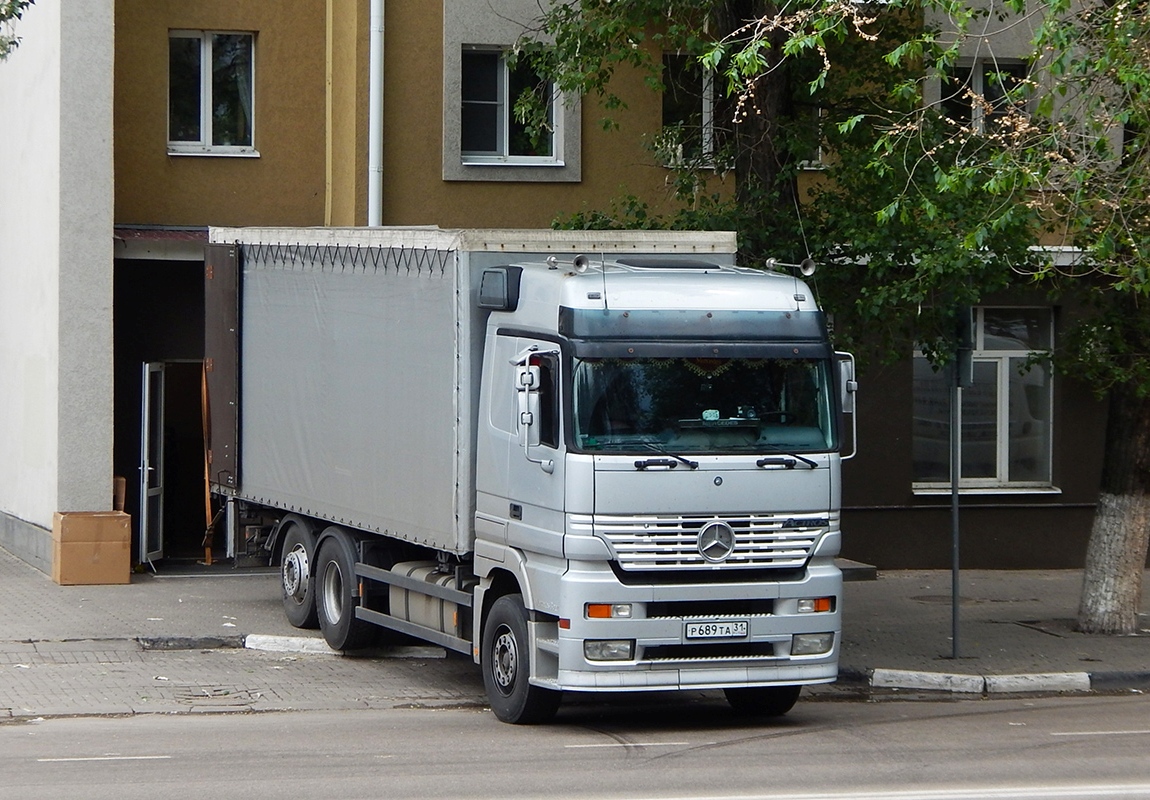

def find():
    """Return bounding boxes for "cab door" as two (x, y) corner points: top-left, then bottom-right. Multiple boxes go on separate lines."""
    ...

(505, 338), (566, 558)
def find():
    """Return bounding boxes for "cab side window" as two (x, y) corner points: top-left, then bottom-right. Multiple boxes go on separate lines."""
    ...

(534, 352), (560, 449)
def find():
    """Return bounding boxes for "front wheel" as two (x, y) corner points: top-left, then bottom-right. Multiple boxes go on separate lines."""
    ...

(723, 685), (802, 717)
(482, 594), (561, 724)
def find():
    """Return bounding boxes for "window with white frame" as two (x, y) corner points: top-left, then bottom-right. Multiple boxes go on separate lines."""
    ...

(660, 53), (716, 166)
(169, 31), (255, 155)
(912, 307), (1054, 490)
(461, 49), (558, 164)
(941, 59), (1028, 133)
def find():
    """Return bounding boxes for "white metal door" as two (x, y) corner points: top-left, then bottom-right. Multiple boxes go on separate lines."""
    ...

(139, 362), (165, 565)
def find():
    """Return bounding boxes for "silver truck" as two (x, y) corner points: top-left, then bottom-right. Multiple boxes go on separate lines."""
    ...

(204, 227), (857, 723)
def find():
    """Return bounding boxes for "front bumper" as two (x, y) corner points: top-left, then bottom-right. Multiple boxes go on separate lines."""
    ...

(547, 560), (841, 692)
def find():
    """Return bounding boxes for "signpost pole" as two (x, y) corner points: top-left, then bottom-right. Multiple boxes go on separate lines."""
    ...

(950, 380), (961, 660)
(950, 305), (973, 660)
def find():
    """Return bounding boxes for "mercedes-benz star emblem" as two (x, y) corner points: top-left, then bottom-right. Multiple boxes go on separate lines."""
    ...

(697, 521), (736, 563)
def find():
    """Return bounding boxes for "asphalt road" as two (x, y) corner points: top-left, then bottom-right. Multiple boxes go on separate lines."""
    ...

(3, 694), (1149, 800)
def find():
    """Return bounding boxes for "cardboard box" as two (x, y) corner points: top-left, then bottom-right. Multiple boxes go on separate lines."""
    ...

(51, 511), (131, 585)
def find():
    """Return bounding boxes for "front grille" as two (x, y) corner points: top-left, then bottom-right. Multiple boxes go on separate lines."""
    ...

(578, 513), (828, 572)
(643, 642), (782, 662)
(647, 599), (774, 618)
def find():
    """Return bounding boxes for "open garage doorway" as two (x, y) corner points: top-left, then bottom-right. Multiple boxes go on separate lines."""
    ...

(114, 257), (218, 568)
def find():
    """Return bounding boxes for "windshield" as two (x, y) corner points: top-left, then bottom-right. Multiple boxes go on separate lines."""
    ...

(573, 356), (837, 454)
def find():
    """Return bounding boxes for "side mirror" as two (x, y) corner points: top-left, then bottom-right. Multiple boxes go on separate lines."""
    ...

(836, 352), (858, 461)
(837, 352), (858, 415)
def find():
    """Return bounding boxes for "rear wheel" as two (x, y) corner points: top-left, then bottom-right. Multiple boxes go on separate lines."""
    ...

(280, 521), (318, 629)
(482, 594), (561, 724)
(315, 529), (380, 651)
(723, 685), (802, 717)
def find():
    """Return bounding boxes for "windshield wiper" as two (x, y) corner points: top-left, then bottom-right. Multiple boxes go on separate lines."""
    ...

(638, 442), (699, 470)
(756, 452), (819, 470)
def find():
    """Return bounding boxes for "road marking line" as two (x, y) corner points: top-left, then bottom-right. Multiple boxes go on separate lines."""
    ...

(1050, 729), (1150, 737)
(565, 741), (695, 749)
(614, 785), (1150, 800)
(37, 756), (172, 763)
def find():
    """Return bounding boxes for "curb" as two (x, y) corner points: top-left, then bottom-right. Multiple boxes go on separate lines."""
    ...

(130, 633), (447, 659)
(873, 668), (985, 693)
(242, 634), (447, 660)
(1088, 670), (1150, 692)
(862, 667), (1150, 695)
(986, 672), (1090, 694)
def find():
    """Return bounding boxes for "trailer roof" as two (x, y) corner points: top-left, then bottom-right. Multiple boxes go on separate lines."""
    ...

(209, 226), (737, 254)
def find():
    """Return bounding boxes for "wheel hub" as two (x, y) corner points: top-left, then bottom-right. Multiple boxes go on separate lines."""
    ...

(321, 561), (344, 626)
(283, 544), (309, 599)
(492, 626), (518, 695)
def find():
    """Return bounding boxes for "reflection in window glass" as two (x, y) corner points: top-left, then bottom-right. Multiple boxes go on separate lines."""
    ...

(1008, 357), (1051, 481)
(912, 359), (950, 482)
(461, 51), (500, 154)
(211, 34), (253, 147)
(168, 37), (202, 142)
(960, 362), (999, 479)
(982, 308), (1051, 351)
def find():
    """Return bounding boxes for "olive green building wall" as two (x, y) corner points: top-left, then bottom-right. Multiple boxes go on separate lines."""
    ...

(114, 0), (328, 228)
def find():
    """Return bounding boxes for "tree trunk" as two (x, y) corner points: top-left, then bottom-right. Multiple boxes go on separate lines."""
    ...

(714, 1), (799, 213)
(1076, 381), (1150, 634)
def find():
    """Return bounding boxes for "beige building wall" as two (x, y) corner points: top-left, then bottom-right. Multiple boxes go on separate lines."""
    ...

(114, 0), (328, 227)
(114, 0), (722, 231)
(380, 1), (698, 229)
(327, 0), (368, 226)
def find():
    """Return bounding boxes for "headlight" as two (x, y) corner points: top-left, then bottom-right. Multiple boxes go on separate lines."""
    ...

(584, 640), (635, 661)
(797, 597), (834, 613)
(586, 603), (632, 619)
(791, 632), (834, 656)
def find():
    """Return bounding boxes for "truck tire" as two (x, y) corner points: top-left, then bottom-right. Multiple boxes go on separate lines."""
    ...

(280, 521), (319, 629)
(723, 685), (802, 717)
(315, 531), (380, 651)
(482, 594), (561, 724)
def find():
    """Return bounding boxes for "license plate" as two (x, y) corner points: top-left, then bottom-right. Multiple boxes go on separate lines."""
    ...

(685, 620), (749, 639)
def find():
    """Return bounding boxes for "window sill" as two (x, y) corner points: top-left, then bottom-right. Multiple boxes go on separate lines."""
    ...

(461, 158), (565, 167)
(912, 484), (1062, 496)
(168, 147), (260, 158)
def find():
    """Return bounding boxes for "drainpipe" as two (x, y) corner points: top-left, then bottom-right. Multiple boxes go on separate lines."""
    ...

(367, 0), (384, 226)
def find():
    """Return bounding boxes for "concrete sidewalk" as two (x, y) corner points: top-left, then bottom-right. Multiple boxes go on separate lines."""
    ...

(2, 546), (1148, 698)
(839, 568), (1150, 695)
